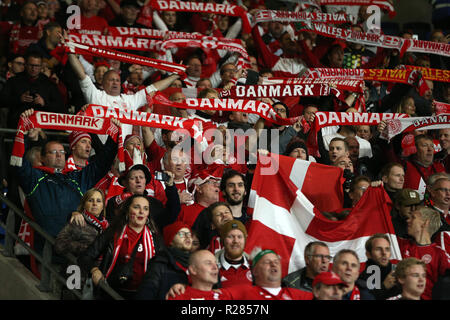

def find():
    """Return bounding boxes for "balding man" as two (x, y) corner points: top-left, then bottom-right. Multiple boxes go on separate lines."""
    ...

(167, 250), (227, 300)
(66, 42), (180, 139)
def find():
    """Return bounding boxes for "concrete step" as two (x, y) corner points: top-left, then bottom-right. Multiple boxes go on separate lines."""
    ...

(0, 246), (58, 300)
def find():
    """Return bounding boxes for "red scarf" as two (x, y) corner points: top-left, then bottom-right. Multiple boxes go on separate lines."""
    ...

(381, 114), (450, 141)
(254, 9), (353, 24)
(65, 41), (187, 79)
(320, 0), (396, 18)
(10, 111), (124, 172)
(64, 155), (88, 172)
(307, 111), (409, 157)
(81, 209), (109, 232)
(105, 225), (155, 279)
(304, 22), (450, 58)
(68, 32), (162, 52)
(349, 285), (361, 300)
(148, 0), (252, 34)
(434, 101), (450, 115)
(85, 104), (205, 144)
(159, 37), (250, 60)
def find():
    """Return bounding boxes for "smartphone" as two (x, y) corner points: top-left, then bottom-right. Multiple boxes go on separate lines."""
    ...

(154, 171), (170, 182)
(412, 34), (419, 40)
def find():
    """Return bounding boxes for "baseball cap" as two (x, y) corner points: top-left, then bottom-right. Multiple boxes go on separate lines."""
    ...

(395, 188), (421, 206)
(312, 271), (348, 288)
(219, 219), (247, 240)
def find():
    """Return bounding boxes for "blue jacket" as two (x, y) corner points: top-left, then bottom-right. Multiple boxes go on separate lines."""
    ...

(16, 136), (117, 237)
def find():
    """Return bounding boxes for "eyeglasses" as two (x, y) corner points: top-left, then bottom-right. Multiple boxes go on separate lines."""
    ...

(176, 231), (192, 238)
(274, 108), (287, 113)
(308, 254), (333, 261)
(47, 150), (66, 155)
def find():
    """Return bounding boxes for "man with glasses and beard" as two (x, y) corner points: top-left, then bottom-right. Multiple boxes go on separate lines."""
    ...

(135, 222), (193, 300)
(282, 241), (331, 292)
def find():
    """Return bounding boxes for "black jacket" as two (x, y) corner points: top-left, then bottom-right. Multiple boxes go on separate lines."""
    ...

(1, 71), (66, 128)
(134, 247), (190, 300)
(282, 267), (313, 292)
(358, 259), (401, 300)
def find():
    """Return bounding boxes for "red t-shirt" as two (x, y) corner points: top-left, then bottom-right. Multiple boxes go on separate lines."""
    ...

(168, 286), (230, 300)
(398, 237), (450, 300)
(79, 15), (109, 35)
(224, 284), (313, 300)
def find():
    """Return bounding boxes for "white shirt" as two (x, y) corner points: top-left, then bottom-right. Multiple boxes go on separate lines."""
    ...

(79, 76), (157, 141)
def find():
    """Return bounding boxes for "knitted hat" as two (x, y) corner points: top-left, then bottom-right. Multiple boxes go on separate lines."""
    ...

(163, 221), (191, 246)
(69, 131), (91, 150)
(284, 139), (308, 158)
(312, 271), (348, 288)
(124, 134), (143, 147)
(219, 219), (247, 240)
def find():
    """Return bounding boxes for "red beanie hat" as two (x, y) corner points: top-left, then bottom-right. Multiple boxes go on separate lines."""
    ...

(163, 221), (191, 247)
(69, 131), (91, 150)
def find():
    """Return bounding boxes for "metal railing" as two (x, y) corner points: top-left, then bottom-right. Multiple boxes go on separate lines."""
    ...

(0, 193), (124, 300)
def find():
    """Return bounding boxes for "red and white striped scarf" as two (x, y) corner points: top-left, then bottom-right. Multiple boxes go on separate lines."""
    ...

(64, 155), (88, 172)
(81, 209), (109, 232)
(253, 9), (354, 24)
(10, 111), (124, 172)
(105, 225), (155, 279)
(148, 0), (252, 34)
(320, 0), (396, 18)
(435, 101), (450, 115)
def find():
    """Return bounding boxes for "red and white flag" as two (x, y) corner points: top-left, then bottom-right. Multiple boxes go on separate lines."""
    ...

(245, 153), (401, 276)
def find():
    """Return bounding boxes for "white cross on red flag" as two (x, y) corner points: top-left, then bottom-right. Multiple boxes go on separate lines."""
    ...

(245, 153), (402, 276)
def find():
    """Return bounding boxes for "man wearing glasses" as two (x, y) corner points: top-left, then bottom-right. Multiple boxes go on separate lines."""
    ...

(426, 174), (450, 228)
(1, 51), (66, 129)
(136, 221), (193, 300)
(14, 109), (119, 252)
(282, 241), (331, 292)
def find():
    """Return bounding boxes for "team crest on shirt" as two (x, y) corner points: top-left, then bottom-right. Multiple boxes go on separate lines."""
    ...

(246, 270), (253, 282)
(281, 293), (292, 300)
(421, 254), (432, 264)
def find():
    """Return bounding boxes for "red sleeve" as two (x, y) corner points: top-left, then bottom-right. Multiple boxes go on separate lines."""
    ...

(251, 26), (279, 69)
(299, 40), (325, 68)
(145, 139), (166, 163)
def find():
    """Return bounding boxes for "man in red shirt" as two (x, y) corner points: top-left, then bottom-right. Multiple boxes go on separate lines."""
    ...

(177, 171), (221, 228)
(167, 250), (228, 300)
(224, 248), (313, 300)
(215, 220), (252, 288)
(78, 0), (108, 35)
(403, 135), (446, 200)
(9, 1), (42, 55)
(397, 206), (450, 300)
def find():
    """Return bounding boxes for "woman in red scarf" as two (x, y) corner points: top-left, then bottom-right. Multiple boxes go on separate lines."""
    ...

(78, 194), (164, 299)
